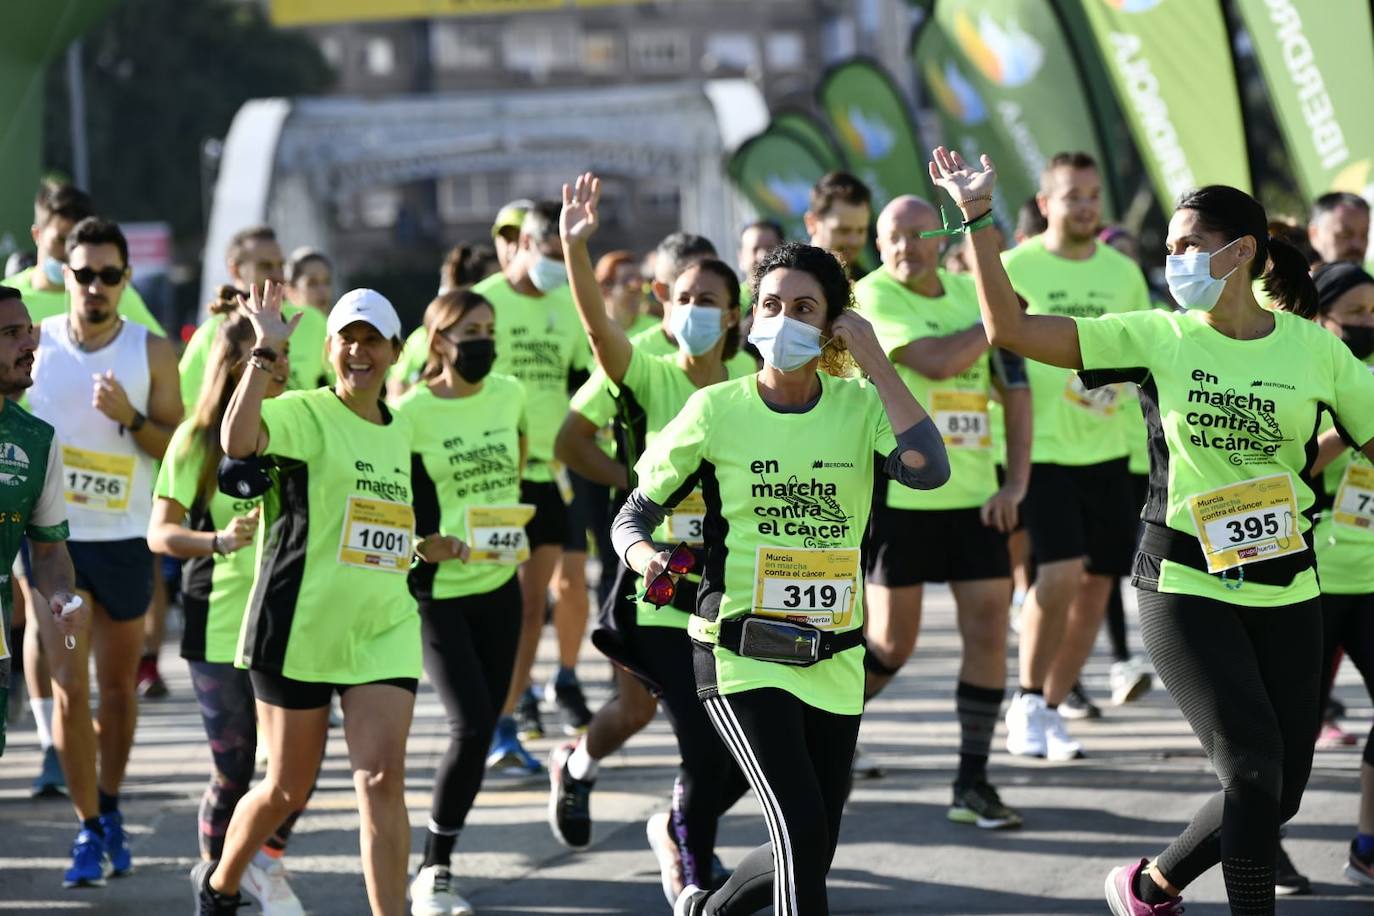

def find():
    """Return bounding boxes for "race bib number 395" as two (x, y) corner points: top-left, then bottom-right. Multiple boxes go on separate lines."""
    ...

(752, 546), (860, 631)
(466, 504), (536, 564)
(1186, 473), (1305, 574)
(1333, 464), (1374, 531)
(338, 496), (414, 572)
(62, 445), (134, 513)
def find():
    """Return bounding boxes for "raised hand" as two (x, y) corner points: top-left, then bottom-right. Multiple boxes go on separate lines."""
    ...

(560, 172), (601, 246)
(928, 146), (998, 215)
(241, 280), (300, 352)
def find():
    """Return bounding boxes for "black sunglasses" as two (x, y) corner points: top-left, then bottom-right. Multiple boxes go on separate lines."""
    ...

(71, 266), (126, 286)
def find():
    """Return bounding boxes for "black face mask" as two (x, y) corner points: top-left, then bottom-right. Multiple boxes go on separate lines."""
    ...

(453, 338), (496, 383)
(1341, 324), (1374, 361)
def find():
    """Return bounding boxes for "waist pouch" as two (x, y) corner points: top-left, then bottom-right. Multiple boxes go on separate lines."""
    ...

(1138, 521), (1313, 587)
(689, 614), (863, 667)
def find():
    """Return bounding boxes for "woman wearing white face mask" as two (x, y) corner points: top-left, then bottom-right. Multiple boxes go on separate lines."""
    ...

(612, 236), (949, 916)
(928, 145), (1374, 916)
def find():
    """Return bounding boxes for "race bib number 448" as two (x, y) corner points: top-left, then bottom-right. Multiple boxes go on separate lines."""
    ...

(752, 546), (859, 631)
(1186, 473), (1305, 574)
(466, 504), (536, 564)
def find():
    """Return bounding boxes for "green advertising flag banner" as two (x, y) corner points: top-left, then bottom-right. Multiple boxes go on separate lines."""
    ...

(817, 59), (931, 211)
(1234, 0), (1374, 201)
(728, 128), (834, 242)
(911, 19), (1035, 229)
(1077, 0), (1250, 208)
(772, 111), (844, 172)
(934, 0), (1115, 216)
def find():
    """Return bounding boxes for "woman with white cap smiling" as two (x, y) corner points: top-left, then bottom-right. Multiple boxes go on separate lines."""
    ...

(191, 282), (464, 916)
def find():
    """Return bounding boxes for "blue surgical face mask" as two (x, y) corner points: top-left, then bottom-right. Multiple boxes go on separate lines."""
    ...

(667, 304), (725, 356)
(42, 256), (64, 285)
(528, 254), (567, 293)
(1165, 238), (1240, 312)
(748, 313), (824, 372)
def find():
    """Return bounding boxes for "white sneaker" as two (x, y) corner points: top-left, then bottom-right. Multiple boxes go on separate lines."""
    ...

(647, 811), (685, 905)
(410, 864), (475, 916)
(1109, 657), (1153, 706)
(241, 857), (305, 916)
(851, 741), (884, 779)
(1004, 692), (1047, 758)
(1043, 705), (1084, 761)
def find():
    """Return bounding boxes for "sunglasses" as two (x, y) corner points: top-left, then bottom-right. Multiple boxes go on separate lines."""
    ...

(639, 542), (696, 608)
(71, 266), (127, 287)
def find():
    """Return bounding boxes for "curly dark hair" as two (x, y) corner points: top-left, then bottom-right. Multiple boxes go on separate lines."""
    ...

(749, 242), (854, 375)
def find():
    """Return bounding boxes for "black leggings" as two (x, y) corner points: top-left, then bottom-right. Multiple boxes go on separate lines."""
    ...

(624, 620), (751, 889)
(1320, 592), (1374, 766)
(419, 575), (523, 834)
(701, 687), (861, 916)
(1138, 589), (1322, 915)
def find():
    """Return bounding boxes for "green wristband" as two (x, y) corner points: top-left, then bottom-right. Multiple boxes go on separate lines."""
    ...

(963, 209), (996, 232)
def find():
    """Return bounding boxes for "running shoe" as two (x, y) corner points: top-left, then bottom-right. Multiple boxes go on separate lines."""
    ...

(516, 688), (544, 741)
(409, 864), (474, 916)
(1317, 719), (1358, 749)
(647, 811), (686, 904)
(31, 745), (67, 797)
(1344, 837), (1374, 885)
(1110, 657), (1154, 706)
(547, 675), (593, 736)
(851, 741), (884, 779)
(1274, 841), (1310, 895)
(191, 860), (245, 915)
(547, 742), (594, 848)
(947, 780), (1023, 829)
(1043, 705), (1084, 761)
(673, 884), (711, 916)
(241, 857), (305, 915)
(98, 810), (133, 876)
(137, 657), (169, 699)
(1059, 683), (1102, 720)
(328, 697), (344, 728)
(486, 718), (543, 775)
(1104, 859), (1185, 915)
(1005, 691), (1048, 758)
(63, 827), (110, 888)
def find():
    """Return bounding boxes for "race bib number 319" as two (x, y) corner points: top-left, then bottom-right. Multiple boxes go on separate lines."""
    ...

(1186, 473), (1305, 574)
(752, 546), (859, 631)
(339, 496), (414, 572)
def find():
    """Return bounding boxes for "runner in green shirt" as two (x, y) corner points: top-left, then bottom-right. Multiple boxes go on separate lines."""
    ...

(614, 232), (949, 915)
(146, 310), (308, 911)
(195, 282), (464, 916)
(737, 218), (784, 318)
(928, 145), (1374, 916)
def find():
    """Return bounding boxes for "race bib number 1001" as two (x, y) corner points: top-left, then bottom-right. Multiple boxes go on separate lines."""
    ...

(466, 504), (536, 564)
(1186, 473), (1305, 574)
(338, 496), (414, 572)
(751, 546), (860, 631)
(62, 445), (134, 513)
(1333, 464), (1374, 531)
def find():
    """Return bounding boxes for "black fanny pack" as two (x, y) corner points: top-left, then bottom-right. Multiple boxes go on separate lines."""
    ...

(1137, 522), (1313, 588)
(712, 616), (864, 667)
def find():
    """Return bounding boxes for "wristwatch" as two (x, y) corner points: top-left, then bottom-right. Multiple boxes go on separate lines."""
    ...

(125, 410), (147, 432)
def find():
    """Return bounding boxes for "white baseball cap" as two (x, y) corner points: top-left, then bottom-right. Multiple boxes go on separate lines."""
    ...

(327, 288), (401, 341)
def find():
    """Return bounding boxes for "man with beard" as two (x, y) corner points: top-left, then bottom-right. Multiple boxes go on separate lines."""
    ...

(27, 217), (183, 887)
(805, 172), (872, 280)
(1308, 191), (1370, 270)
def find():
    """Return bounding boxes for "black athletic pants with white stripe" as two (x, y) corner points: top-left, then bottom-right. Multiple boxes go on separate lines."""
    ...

(702, 687), (860, 915)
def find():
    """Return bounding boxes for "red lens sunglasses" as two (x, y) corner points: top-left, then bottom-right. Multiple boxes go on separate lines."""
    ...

(640, 543), (697, 608)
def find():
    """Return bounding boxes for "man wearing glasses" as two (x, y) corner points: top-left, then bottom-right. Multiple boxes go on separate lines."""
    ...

(27, 216), (183, 889)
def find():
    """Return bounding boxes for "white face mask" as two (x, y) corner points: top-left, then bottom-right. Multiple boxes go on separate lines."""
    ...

(667, 304), (725, 356)
(527, 253), (567, 292)
(747, 313), (824, 372)
(1165, 238), (1241, 312)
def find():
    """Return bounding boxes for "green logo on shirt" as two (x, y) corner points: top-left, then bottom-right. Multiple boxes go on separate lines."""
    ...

(0, 443), (30, 486)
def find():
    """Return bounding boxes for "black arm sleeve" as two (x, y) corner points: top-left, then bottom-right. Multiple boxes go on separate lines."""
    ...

(611, 489), (668, 567)
(885, 416), (951, 490)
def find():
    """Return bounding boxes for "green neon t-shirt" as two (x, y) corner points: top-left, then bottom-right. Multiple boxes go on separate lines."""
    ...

(633, 372), (897, 715)
(1076, 308), (1374, 607)
(180, 304), (329, 414)
(395, 376), (527, 600)
(389, 325), (430, 388)
(8, 266), (165, 337)
(155, 422), (263, 663)
(1313, 408), (1374, 595)
(477, 274), (590, 483)
(238, 389), (420, 683)
(855, 266), (1000, 510)
(1004, 238), (1151, 465)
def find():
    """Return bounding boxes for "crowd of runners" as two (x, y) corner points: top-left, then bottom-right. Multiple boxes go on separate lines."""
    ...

(0, 144), (1373, 916)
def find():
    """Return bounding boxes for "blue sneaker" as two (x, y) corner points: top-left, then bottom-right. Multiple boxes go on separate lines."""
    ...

(63, 828), (111, 888)
(486, 717), (543, 775)
(98, 811), (133, 876)
(31, 745), (67, 797)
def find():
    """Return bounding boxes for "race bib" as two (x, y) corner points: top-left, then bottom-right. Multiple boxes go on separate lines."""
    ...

(931, 390), (991, 449)
(1064, 374), (1119, 416)
(466, 504), (536, 564)
(338, 496), (415, 573)
(751, 546), (860, 631)
(554, 463), (574, 506)
(1186, 473), (1305, 574)
(1333, 463), (1374, 531)
(667, 490), (707, 545)
(62, 445), (134, 513)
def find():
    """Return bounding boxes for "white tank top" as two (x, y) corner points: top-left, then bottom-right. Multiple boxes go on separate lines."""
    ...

(30, 316), (155, 541)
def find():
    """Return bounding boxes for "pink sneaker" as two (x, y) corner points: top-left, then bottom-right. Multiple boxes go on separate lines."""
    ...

(1317, 720), (1358, 749)
(1105, 859), (1185, 915)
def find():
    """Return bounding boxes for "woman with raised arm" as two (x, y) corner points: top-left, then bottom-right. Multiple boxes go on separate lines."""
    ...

(929, 146), (1374, 916)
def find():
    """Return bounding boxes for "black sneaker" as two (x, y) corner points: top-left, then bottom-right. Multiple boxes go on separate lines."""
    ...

(947, 780), (1024, 829)
(516, 689), (544, 741)
(547, 742), (594, 849)
(1275, 840), (1311, 895)
(190, 860), (246, 915)
(549, 675), (593, 736)
(1059, 683), (1102, 721)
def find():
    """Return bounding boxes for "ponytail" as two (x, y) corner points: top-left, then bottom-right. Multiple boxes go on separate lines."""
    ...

(208, 284), (243, 317)
(1262, 237), (1317, 319)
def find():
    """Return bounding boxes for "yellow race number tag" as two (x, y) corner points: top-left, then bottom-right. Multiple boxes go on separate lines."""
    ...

(931, 390), (991, 449)
(1064, 374), (1119, 415)
(1333, 464), (1374, 530)
(338, 496), (415, 572)
(62, 445), (134, 513)
(751, 546), (860, 631)
(667, 490), (707, 546)
(466, 504), (536, 564)
(1186, 473), (1305, 574)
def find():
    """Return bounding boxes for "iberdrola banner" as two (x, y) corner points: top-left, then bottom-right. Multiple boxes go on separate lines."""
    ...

(772, 111), (845, 172)
(817, 59), (931, 210)
(728, 127), (835, 243)
(911, 18), (1036, 230)
(933, 0), (1115, 216)
(1077, 0), (1250, 207)
(1233, 0), (1374, 201)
